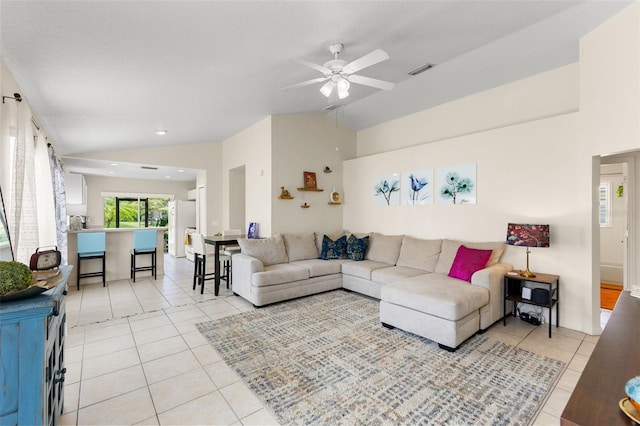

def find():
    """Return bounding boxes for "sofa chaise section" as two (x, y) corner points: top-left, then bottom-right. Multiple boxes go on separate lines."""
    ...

(379, 239), (511, 350)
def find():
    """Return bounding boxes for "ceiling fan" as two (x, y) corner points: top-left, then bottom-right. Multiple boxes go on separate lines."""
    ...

(282, 43), (395, 102)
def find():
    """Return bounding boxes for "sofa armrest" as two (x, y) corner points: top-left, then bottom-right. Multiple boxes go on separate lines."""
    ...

(471, 263), (514, 329)
(231, 253), (264, 301)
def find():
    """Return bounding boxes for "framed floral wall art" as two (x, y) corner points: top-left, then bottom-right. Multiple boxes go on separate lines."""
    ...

(374, 175), (400, 206)
(402, 169), (433, 205)
(437, 164), (476, 204)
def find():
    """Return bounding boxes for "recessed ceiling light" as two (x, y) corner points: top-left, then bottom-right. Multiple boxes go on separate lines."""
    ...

(108, 171), (115, 174)
(165, 175), (171, 179)
(111, 163), (119, 166)
(178, 169), (185, 173)
(155, 130), (168, 135)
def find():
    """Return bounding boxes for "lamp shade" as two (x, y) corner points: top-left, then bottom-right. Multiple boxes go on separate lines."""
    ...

(506, 223), (550, 247)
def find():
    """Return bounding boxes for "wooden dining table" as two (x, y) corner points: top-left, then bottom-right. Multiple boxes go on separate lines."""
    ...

(203, 234), (243, 296)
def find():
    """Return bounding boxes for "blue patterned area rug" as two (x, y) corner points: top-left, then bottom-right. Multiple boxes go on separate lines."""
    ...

(196, 290), (564, 425)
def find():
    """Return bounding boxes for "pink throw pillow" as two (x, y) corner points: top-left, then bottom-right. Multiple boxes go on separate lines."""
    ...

(448, 245), (492, 282)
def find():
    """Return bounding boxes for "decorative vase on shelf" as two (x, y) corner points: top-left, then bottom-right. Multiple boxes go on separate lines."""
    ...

(330, 187), (340, 203)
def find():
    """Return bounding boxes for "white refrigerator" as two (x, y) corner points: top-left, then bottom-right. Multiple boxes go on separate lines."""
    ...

(168, 200), (196, 257)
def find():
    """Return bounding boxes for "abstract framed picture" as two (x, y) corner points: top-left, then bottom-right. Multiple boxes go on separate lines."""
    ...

(437, 164), (476, 204)
(374, 174), (400, 206)
(402, 169), (433, 205)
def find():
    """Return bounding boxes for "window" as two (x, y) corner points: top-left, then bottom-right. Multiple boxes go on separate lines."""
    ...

(599, 182), (612, 227)
(103, 195), (169, 228)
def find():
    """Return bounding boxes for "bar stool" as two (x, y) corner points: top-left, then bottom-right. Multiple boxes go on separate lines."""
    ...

(130, 230), (157, 282)
(77, 232), (106, 290)
(192, 233), (230, 294)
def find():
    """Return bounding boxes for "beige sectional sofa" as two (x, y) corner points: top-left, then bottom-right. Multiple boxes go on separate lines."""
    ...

(233, 232), (513, 351)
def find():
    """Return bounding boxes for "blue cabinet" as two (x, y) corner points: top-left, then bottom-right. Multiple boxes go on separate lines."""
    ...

(0, 267), (70, 425)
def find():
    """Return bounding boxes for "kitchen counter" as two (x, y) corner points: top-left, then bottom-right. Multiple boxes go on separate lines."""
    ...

(67, 227), (167, 288)
(68, 227), (167, 233)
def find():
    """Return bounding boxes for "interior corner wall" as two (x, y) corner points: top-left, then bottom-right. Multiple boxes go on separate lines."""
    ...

(222, 116), (272, 237)
(270, 113), (356, 235)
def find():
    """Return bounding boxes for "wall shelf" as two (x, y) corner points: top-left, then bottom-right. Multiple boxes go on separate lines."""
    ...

(328, 202), (342, 205)
(297, 188), (324, 192)
(278, 195), (294, 200)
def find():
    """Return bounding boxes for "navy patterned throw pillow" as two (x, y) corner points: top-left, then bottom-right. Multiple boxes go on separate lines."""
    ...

(347, 234), (369, 261)
(321, 235), (348, 260)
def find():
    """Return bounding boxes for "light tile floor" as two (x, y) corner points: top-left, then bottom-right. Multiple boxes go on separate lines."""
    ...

(61, 254), (607, 425)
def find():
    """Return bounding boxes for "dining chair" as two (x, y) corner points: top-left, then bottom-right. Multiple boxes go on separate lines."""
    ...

(76, 232), (106, 290)
(222, 229), (241, 287)
(130, 229), (157, 282)
(192, 233), (230, 294)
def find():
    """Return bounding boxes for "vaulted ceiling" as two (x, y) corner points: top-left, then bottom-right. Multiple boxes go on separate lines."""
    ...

(0, 1), (632, 178)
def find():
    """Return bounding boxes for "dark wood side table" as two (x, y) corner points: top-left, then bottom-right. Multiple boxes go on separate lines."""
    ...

(561, 291), (640, 426)
(503, 272), (559, 337)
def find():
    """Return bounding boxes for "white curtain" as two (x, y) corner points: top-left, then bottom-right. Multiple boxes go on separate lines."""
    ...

(48, 144), (68, 265)
(34, 133), (56, 247)
(9, 103), (57, 264)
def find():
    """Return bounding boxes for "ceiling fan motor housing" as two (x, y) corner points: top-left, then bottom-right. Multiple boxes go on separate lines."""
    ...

(324, 59), (347, 74)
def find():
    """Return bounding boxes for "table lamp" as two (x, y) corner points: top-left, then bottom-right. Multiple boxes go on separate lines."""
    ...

(506, 223), (550, 278)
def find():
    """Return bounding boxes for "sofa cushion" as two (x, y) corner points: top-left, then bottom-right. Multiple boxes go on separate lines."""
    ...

(283, 233), (318, 262)
(371, 266), (427, 285)
(396, 236), (442, 272)
(381, 275), (489, 321)
(252, 263), (310, 287)
(341, 259), (392, 280)
(347, 234), (369, 261)
(238, 234), (288, 266)
(321, 235), (348, 260)
(448, 245), (492, 282)
(435, 239), (505, 274)
(291, 259), (349, 278)
(365, 233), (404, 265)
(315, 231), (346, 255)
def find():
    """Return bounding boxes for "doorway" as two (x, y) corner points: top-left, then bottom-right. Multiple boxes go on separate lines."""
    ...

(599, 155), (635, 314)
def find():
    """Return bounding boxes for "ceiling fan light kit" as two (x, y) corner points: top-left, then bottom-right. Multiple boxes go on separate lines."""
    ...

(282, 43), (395, 102)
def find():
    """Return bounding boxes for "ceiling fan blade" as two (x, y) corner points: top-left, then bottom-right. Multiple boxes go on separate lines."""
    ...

(292, 57), (332, 74)
(281, 77), (329, 91)
(347, 74), (395, 91)
(342, 49), (389, 74)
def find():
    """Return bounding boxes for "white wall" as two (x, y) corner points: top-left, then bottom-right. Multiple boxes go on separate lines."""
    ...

(579, 2), (640, 332)
(357, 63), (579, 157)
(222, 117), (272, 237)
(271, 113), (356, 235)
(83, 175), (192, 228)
